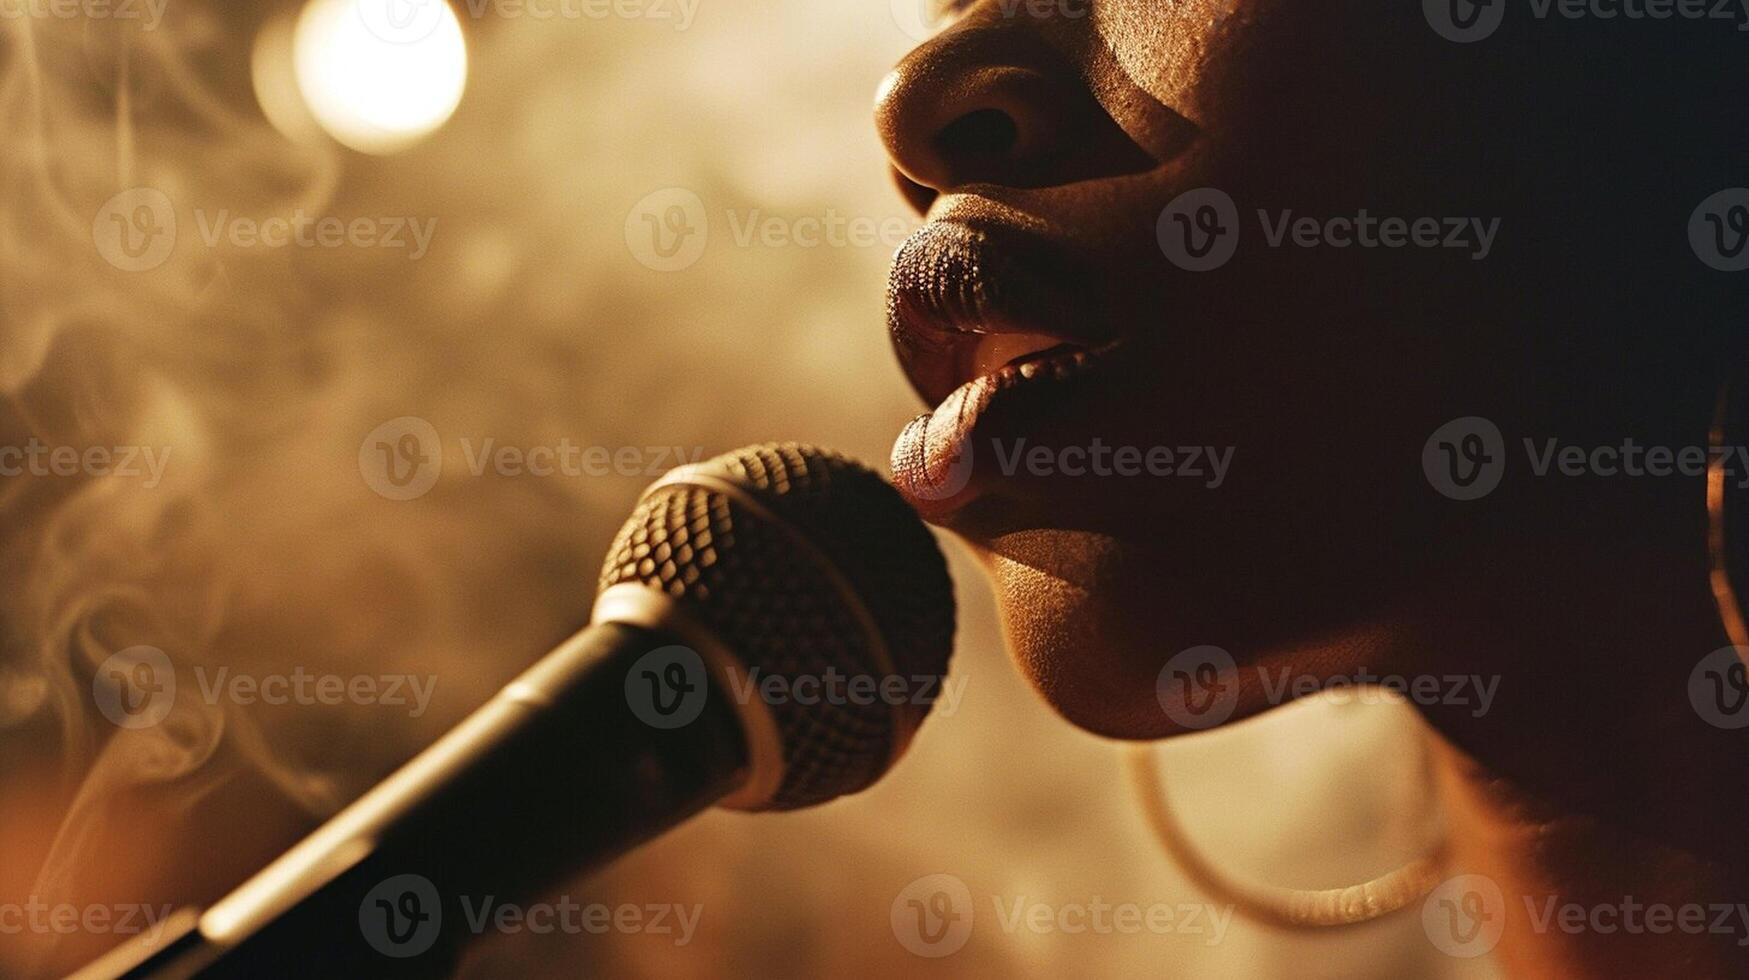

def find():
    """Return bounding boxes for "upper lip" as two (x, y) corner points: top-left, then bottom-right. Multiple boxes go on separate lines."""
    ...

(887, 217), (1108, 406)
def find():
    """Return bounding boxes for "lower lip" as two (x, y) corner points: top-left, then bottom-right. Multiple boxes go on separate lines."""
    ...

(890, 342), (1118, 520)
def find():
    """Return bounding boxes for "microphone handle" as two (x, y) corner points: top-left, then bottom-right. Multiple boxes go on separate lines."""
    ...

(77, 622), (751, 979)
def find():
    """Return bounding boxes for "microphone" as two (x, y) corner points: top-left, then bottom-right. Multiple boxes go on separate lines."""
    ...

(76, 444), (955, 979)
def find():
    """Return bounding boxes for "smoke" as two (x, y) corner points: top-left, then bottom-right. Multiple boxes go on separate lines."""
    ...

(0, 6), (586, 971)
(0, 2), (925, 973)
(0, 5), (1453, 979)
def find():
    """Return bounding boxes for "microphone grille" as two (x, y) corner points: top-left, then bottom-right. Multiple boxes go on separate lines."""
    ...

(598, 444), (955, 810)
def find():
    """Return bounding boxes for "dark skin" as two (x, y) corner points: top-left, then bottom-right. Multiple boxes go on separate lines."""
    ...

(876, 1), (1749, 975)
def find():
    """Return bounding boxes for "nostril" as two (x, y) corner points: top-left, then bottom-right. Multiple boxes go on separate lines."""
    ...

(892, 168), (938, 216)
(877, 28), (1168, 195)
(934, 108), (1019, 162)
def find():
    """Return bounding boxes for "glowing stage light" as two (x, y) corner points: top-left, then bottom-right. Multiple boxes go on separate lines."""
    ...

(290, 0), (468, 155)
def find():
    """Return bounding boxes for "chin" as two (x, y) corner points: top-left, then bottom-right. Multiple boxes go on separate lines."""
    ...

(965, 527), (1226, 740)
(969, 520), (1373, 740)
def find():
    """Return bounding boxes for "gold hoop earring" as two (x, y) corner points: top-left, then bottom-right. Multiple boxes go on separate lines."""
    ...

(1126, 727), (1447, 929)
(1709, 382), (1748, 649)
(1130, 384), (1748, 929)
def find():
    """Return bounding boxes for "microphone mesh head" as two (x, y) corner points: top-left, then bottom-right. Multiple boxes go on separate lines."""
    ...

(598, 444), (956, 810)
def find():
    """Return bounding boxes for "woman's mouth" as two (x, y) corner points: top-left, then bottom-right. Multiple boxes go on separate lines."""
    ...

(886, 219), (1120, 520)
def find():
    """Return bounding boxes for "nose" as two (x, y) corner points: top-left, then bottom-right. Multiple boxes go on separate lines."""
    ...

(874, 18), (1156, 210)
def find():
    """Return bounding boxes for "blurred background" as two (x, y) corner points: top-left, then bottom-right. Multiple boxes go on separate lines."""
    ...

(0, 1), (1493, 976)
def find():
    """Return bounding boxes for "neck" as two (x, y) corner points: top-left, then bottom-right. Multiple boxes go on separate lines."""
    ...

(1427, 735), (1749, 978)
(1405, 531), (1749, 977)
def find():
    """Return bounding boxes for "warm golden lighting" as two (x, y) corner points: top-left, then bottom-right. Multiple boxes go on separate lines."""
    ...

(291, 0), (468, 155)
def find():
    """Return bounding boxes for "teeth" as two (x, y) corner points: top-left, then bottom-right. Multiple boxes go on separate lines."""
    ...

(949, 335), (1117, 398)
(968, 332), (1070, 379)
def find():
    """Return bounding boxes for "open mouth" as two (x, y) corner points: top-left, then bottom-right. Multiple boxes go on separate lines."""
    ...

(886, 219), (1121, 518)
(886, 219), (1110, 403)
(950, 337), (1119, 404)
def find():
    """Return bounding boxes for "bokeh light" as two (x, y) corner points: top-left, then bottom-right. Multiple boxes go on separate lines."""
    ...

(291, 0), (468, 154)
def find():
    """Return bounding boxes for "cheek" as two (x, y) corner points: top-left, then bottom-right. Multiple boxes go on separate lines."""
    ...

(1090, 0), (1379, 190)
(1090, 0), (1250, 125)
